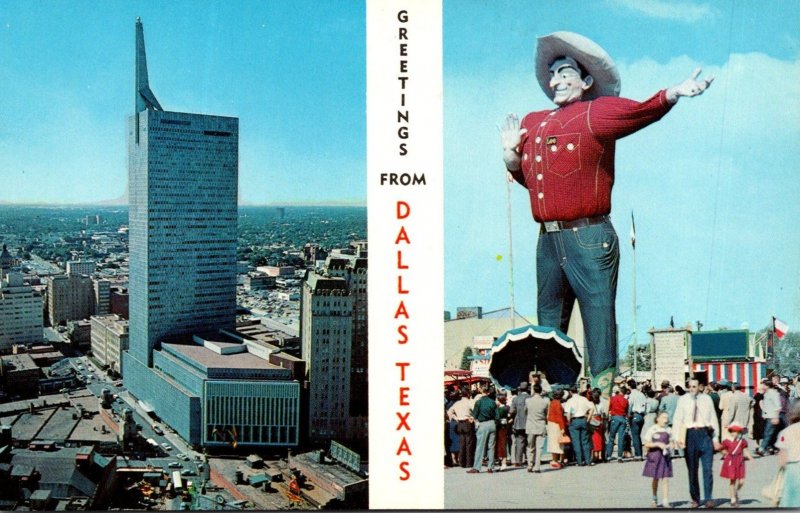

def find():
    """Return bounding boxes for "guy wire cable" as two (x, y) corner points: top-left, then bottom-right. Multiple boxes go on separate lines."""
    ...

(704, 0), (736, 324)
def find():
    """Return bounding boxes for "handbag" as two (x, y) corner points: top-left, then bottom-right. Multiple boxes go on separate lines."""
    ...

(761, 466), (785, 507)
(588, 415), (602, 428)
(558, 435), (571, 444)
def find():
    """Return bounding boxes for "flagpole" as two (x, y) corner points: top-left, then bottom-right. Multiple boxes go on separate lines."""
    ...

(631, 211), (638, 376)
(506, 178), (516, 329)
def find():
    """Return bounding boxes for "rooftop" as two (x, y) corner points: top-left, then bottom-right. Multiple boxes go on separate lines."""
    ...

(163, 341), (281, 371)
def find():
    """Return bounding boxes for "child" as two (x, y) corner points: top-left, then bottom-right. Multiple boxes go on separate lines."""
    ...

(720, 423), (753, 508)
(642, 411), (673, 507)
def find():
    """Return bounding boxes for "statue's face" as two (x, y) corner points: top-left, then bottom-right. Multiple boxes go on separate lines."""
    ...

(549, 64), (593, 106)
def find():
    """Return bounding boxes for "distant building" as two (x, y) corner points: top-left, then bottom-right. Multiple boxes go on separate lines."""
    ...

(91, 314), (129, 373)
(66, 260), (96, 277)
(67, 320), (92, 351)
(303, 243), (328, 266)
(0, 273), (43, 351)
(93, 278), (110, 315)
(83, 214), (103, 226)
(0, 245), (21, 280)
(243, 272), (275, 291)
(301, 248), (367, 447)
(257, 265), (296, 277)
(46, 274), (95, 326)
(109, 286), (129, 319)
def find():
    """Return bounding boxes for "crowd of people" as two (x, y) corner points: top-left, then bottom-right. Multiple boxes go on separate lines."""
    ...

(445, 373), (800, 507)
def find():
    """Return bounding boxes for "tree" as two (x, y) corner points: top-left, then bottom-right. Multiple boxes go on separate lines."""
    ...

(758, 328), (800, 375)
(621, 343), (652, 372)
(459, 347), (473, 371)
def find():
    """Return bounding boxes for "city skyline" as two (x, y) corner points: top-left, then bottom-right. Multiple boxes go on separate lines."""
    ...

(443, 0), (800, 353)
(1, 2), (366, 206)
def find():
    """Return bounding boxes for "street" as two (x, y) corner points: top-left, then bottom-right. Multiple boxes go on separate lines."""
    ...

(445, 444), (783, 509)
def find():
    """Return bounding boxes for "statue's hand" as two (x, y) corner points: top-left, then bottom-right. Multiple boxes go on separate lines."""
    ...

(498, 113), (527, 151)
(667, 68), (714, 102)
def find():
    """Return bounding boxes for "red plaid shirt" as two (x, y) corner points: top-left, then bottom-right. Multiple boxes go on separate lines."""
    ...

(510, 90), (673, 222)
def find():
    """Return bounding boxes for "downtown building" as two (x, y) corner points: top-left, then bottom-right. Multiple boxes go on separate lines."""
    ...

(122, 18), (300, 449)
(46, 274), (94, 327)
(0, 272), (43, 351)
(301, 244), (368, 449)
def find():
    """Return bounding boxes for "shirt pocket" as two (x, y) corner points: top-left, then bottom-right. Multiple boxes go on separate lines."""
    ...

(544, 132), (581, 178)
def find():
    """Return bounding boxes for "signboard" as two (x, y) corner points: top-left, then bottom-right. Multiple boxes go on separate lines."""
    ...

(691, 330), (749, 360)
(652, 329), (687, 389)
(470, 336), (493, 377)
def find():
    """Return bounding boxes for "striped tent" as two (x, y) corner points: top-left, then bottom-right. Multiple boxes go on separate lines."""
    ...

(692, 361), (767, 396)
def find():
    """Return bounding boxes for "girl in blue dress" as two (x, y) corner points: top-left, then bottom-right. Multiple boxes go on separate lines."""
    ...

(642, 411), (673, 507)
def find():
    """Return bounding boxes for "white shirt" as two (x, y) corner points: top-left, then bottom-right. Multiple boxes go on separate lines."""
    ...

(628, 388), (647, 414)
(672, 392), (720, 444)
(565, 394), (594, 419)
(643, 424), (672, 445)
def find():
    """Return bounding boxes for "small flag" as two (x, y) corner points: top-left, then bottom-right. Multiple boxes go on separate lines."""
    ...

(630, 211), (636, 250)
(773, 316), (789, 339)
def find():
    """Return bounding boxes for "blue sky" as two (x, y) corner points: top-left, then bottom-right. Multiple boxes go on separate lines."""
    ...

(443, 0), (800, 352)
(0, 1), (365, 205)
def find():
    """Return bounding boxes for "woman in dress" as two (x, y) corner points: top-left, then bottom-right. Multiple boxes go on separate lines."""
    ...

(546, 388), (568, 469)
(719, 423), (752, 507)
(589, 389), (607, 464)
(642, 411), (673, 507)
(775, 400), (800, 507)
(751, 384), (765, 448)
(495, 393), (511, 470)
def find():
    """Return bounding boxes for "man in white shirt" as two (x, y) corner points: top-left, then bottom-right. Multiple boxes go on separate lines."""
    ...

(672, 379), (722, 508)
(565, 387), (595, 466)
(627, 379), (647, 460)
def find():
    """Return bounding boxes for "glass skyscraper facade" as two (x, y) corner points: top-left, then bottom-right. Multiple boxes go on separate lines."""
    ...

(127, 110), (238, 366)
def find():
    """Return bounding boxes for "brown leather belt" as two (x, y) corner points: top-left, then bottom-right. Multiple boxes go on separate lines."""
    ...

(540, 215), (609, 233)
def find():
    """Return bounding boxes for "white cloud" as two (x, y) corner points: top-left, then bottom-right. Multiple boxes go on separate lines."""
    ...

(606, 0), (716, 23)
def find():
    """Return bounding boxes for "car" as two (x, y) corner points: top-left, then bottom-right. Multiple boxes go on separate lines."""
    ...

(168, 462), (182, 469)
(152, 425), (164, 436)
(161, 443), (172, 451)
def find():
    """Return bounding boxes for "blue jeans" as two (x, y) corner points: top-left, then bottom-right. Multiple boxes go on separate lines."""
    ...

(473, 420), (496, 471)
(568, 418), (592, 465)
(760, 418), (780, 452)
(536, 219), (619, 378)
(629, 413), (644, 457)
(605, 415), (627, 459)
(685, 428), (714, 502)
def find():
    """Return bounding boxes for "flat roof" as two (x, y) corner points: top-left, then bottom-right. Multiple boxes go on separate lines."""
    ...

(164, 343), (280, 371)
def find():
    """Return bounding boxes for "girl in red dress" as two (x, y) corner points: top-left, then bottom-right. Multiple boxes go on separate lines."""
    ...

(720, 423), (753, 507)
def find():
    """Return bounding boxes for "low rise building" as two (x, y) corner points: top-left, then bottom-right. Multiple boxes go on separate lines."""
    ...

(123, 329), (301, 448)
(91, 314), (129, 373)
(0, 354), (40, 398)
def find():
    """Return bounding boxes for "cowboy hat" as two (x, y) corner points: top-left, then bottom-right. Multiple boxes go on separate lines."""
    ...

(535, 31), (621, 101)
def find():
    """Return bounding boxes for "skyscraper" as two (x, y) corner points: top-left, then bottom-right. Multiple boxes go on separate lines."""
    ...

(125, 17), (238, 392)
(301, 244), (368, 449)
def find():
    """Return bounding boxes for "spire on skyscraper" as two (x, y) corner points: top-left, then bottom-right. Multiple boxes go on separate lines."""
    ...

(135, 17), (163, 113)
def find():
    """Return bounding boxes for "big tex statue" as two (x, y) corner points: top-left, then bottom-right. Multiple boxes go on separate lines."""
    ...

(500, 32), (713, 396)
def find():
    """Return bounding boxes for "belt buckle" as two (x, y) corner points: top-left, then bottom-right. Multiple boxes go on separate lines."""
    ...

(543, 221), (560, 233)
